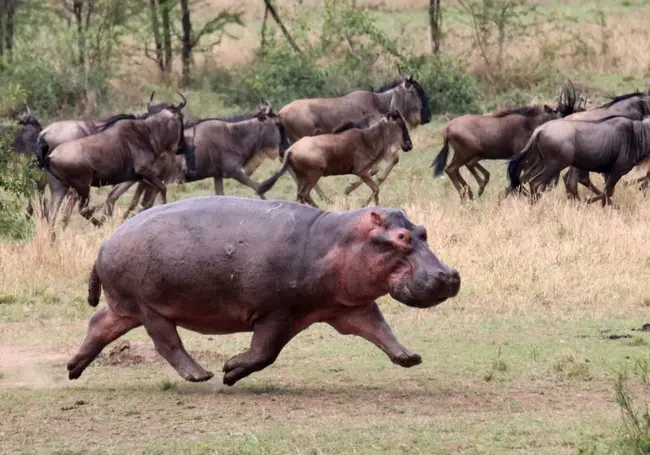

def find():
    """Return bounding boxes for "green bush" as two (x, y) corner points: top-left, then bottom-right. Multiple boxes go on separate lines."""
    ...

(0, 85), (39, 240)
(400, 54), (482, 115)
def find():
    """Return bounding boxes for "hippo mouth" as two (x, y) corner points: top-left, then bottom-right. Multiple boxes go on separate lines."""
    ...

(389, 284), (450, 309)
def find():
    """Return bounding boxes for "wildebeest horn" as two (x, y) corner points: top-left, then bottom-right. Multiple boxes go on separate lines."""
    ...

(175, 91), (187, 111)
(24, 102), (31, 115)
(149, 91), (155, 103)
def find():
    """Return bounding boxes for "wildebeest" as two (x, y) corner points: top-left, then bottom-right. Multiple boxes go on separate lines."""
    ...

(279, 74), (430, 200)
(431, 83), (580, 200)
(168, 104), (289, 197)
(0, 103), (45, 217)
(557, 90), (650, 199)
(66, 196), (460, 386)
(507, 114), (650, 206)
(42, 96), (191, 228)
(258, 110), (412, 208)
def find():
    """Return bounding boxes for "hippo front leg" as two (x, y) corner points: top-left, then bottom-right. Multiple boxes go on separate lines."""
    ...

(326, 302), (421, 368)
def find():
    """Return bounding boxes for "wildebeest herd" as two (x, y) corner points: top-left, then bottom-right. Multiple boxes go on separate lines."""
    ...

(4, 74), (650, 386)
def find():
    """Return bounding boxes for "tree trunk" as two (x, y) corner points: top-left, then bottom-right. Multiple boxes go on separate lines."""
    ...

(180, 0), (191, 86)
(149, 0), (164, 71)
(263, 0), (301, 53)
(429, 0), (442, 54)
(4, 0), (14, 60)
(72, 0), (85, 66)
(160, 0), (172, 73)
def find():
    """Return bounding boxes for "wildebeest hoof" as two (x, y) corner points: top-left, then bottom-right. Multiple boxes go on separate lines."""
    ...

(183, 369), (214, 382)
(343, 186), (354, 196)
(392, 351), (422, 368)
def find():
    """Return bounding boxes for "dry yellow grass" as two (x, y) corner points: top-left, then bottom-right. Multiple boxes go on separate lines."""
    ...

(2, 179), (649, 323)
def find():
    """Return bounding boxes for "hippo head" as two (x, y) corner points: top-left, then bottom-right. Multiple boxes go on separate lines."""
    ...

(350, 209), (460, 308)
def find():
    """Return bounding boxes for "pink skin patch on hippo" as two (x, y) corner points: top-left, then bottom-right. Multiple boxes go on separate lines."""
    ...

(326, 211), (416, 306)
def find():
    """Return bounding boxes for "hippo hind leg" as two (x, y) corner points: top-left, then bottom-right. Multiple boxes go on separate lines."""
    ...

(67, 303), (142, 380)
(222, 316), (296, 386)
(140, 305), (214, 382)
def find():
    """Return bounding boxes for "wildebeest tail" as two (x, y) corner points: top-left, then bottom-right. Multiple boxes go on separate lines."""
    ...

(278, 122), (290, 157)
(87, 262), (102, 307)
(432, 137), (449, 177)
(507, 128), (541, 190)
(507, 153), (524, 190)
(258, 151), (292, 195)
(35, 134), (49, 169)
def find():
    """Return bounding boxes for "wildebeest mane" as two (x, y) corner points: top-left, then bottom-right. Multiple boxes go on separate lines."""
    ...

(95, 114), (139, 133)
(186, 112), (259, 127)
(597, 92), (647, 109)
(493, 105), (545, 118)
(375, 76), (430, 116)
(375, 76), (405, 93)
(577, 113), (641, 124)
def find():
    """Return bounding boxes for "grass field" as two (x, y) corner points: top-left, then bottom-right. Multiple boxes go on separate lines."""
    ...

(2, 116), (650, 454)
(3, 1), (650, 454)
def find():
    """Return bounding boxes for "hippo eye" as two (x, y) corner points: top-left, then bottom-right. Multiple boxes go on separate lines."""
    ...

(398, 233), (405, 240)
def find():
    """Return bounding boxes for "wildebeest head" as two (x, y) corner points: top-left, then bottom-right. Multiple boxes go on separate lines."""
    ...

(254, 101), (291, 156)
(16, 103), (40, 127)
(381, 109), (413, 152)
(379, 74), (431, 128)
(357, 208), (460, 308)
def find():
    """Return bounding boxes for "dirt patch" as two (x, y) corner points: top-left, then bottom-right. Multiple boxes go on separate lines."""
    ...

(95, 340), (150, 366)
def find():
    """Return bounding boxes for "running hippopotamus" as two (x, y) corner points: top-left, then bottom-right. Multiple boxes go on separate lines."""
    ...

(67, 196), (461, 386)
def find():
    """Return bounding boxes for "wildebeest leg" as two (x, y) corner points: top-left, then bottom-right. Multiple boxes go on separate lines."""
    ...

(465, 160), (490, 197)
(119, 183), (148, 221)
(101, 181), (138, 218)
(445, 154), (474, 200)
(288, 166), (331, 203)
(298, 172), (322, 209)
(67, 304), (142, 380)
(140, 305), (214, 382)
(360, 174), (381, 207)
(563, 167), (581, 201)
(213, 176), (224, 195)
(74, 184), (102, 227)
(327, 302), (421, 368)
(587, 173), (621, 207)
(228, 168), (268, 200)
(61, 193), (78, 228)
(222, 315), (297, 386)
(577, 170), (603, 197)
(344, 167), (377, 196)
(140, 174), (167, 205)
(47, 174), (70, 231)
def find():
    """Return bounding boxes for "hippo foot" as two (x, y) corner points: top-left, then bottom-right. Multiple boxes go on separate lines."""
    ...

(391, 351), (422, 368)
(182, 369), (214, 383)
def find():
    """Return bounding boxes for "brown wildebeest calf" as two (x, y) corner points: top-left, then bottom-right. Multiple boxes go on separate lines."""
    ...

(279, 74), (431, 200)
(257, 110), (412, 208)
(432, 83), (580, 200)
(43, 100), (191, 229)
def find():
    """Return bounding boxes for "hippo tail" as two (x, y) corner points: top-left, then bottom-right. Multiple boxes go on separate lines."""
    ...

(258, 150), (293, 196)
(35, 134), (49, 169)
(87, 262), (102, 307)
(432, 137), (450, 177)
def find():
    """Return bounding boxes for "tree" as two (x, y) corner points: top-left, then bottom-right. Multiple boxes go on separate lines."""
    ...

(429, 0), (442, 53)
(0, 0), (17, 63)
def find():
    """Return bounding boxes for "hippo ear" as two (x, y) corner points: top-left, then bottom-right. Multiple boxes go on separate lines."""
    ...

(370, 211), (385, 228)
(543, 104), (553, 114)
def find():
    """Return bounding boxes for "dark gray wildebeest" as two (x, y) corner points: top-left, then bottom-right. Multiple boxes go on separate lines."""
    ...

(35, 92), (189, 225)
(507, 114), (650, 207)
(0, 103), (44, 217)
(41, 97), (192, 229)
(85, 103), (288, 220)
(278, 74), (431, 200)
(257, 110), (412, 208)
(431, 83), (580, 200)
(557, 90), (650, 199)
(66, 196), (460, 386)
